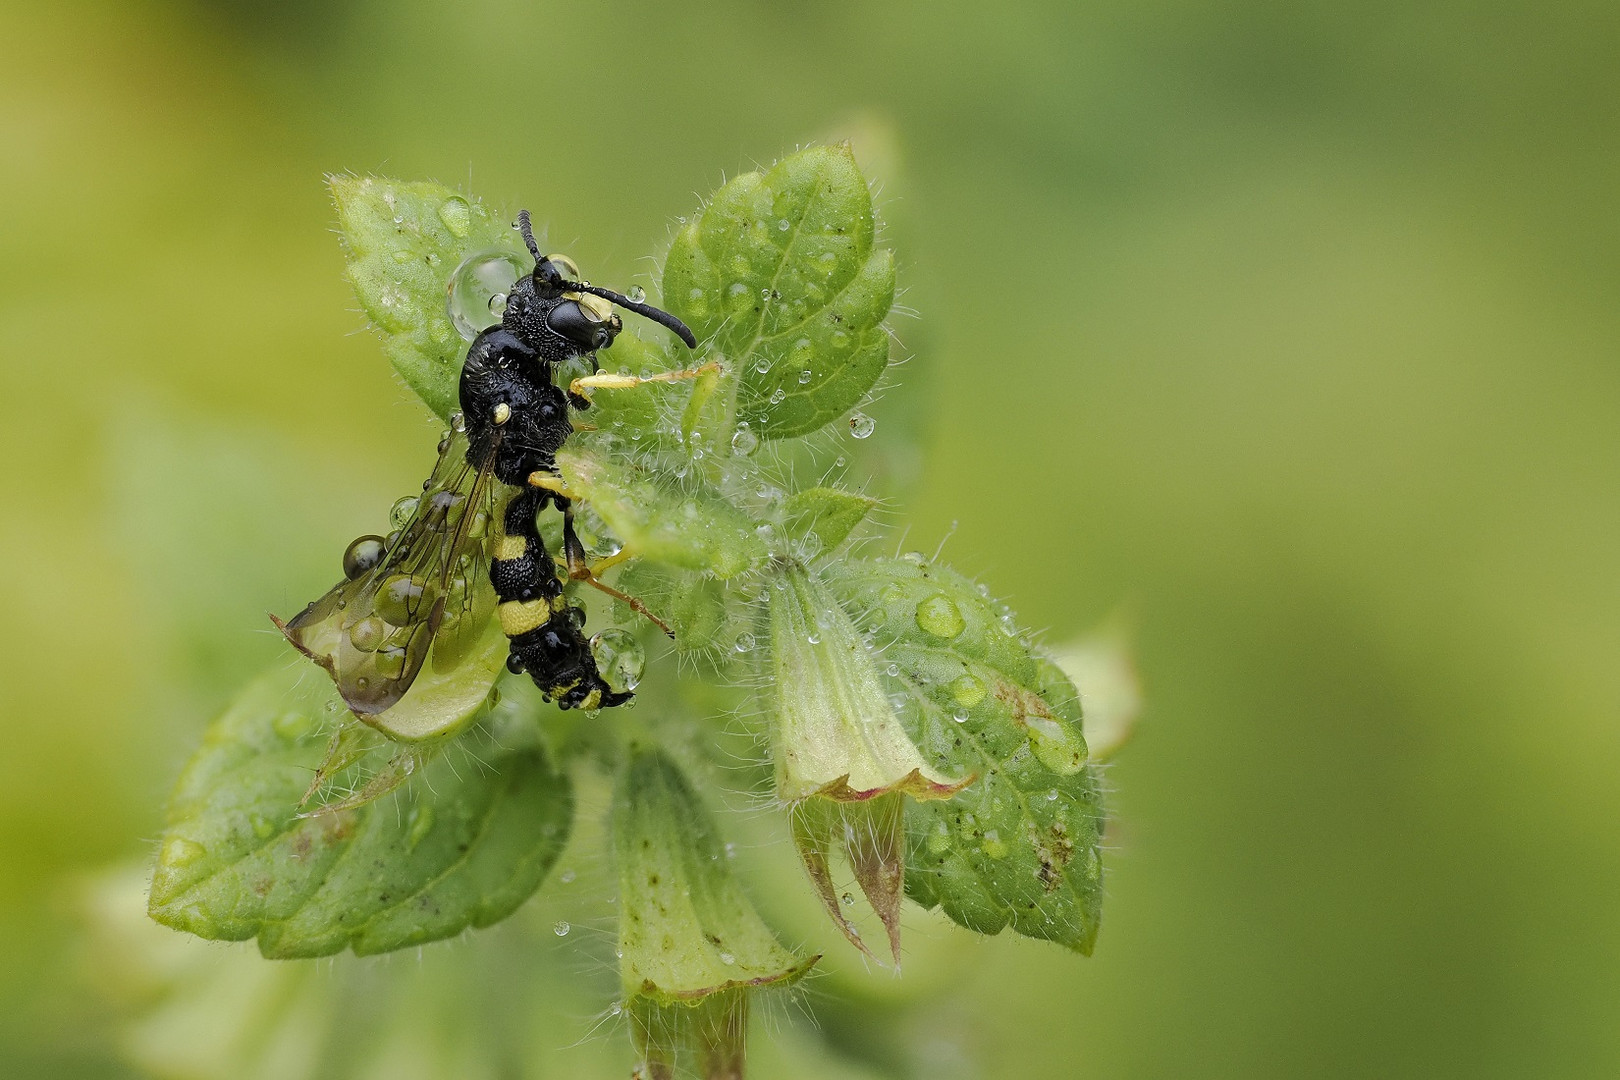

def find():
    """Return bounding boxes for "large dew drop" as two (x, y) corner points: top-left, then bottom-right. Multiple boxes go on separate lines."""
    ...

(848, 411), (876, 439)
(342, 534), (387, 580)
(915, 594), (966, 639)
(590, 628), (646, 694)
(446, 248), (529, 341)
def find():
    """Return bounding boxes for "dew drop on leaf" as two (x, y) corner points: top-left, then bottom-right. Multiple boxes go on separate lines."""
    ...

(554, 921), (570, 937)
(916, 594), (966, 639)
(626, 284), (647, 304)
(436, 196), (472, 238)
(848, 411), (876, 439)
(950, 673), (986, 708)
(446, 249), (528, 341)
(731, 422), (759, 455)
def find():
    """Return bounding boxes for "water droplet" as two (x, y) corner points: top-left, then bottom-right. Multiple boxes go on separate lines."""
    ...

(769, 389), (786, 404)
(560, 869), (576, 884)
(848, 411), (876, 439)
(835, 455), (847, 467)
(437, 196), (472, 238)
(160, 837), (207, 868)
(626, 284), (647, 304)
(777, 218), (792, 231)
(734, 632), (756, 653)
(754, 357), (772, 374)
(841, 892), (855, 906)
(1027, 717), (1086, 775)
(553, 921), (571, 937)
(953, 709), (969, 724)
(375, 574), (431, 625)
(389, 496), (419, 530)
(342, 535), (387, 580)
(886, 662), (901, 677)
(1047, 789), (1060, 802)
(798, 369), (812, 384)
(407, 805), (435, 849)
(446, 249), (528, 340)
(590, 628), (645, 693)
(450, 411), (467, 434)
(348, 616), (385, 653)
(916, 594), (966, 639)
(730, 422), (759, 456)
(807, 631), (821, 645)
(950, 673), (987, 708)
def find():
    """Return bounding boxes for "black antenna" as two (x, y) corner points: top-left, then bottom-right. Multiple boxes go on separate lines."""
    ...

(515, 208), (698, 348)
(567, 282), (698, 348)
(515, 209), (543, 262)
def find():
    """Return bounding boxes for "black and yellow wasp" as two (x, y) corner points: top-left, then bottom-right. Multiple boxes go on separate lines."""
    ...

(276, 211), (701, 714)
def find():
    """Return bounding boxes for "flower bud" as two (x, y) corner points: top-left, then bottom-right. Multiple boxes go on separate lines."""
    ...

(614, 747), (815, 1078)
(765, 562), (970, 962)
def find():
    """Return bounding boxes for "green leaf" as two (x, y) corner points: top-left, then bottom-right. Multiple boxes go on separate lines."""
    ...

(556, 444), (768, 578)
(614, 746), (815, 1002)
(780, 486), (878, 555)
(663, 144), (895, 440)
(148, 662), (573, 958)
(822, 557), (1106, 953)
(331, 175), (522, 421)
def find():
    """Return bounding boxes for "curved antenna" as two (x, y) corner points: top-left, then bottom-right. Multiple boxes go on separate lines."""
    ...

(567, 282), (699, 348)
(515, 209), (543, 262)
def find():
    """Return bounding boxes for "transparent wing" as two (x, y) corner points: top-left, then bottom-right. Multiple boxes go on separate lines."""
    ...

(276, 430), (501, 716)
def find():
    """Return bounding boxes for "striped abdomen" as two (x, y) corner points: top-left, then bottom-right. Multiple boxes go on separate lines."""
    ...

(489, 487), (629, 711)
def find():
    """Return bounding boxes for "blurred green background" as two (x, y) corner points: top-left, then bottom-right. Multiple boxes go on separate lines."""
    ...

(3, 0), (1618, 1076)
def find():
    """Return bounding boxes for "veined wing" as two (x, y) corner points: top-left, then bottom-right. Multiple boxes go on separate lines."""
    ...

(275, 428), (501, 716)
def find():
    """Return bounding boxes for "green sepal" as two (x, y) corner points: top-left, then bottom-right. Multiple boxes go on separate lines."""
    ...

(330, 175), (521, 421)
(614, 746), (816, 1002)
(822, 556), (1106, 953)
(780, 486), (878, 555)
(662, 144), (895, 440)
(555, 445), (767, 578)
(148, 663), (573, 958)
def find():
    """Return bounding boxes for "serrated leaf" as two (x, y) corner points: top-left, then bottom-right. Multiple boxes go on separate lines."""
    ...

(822, 557), (1105, 953)
(780, 486), (877, 554)
(556, 445), (767, 578)
(331, 175), (522, 421)
(148, 662), (572, 958)
(663, 144), (895, 440)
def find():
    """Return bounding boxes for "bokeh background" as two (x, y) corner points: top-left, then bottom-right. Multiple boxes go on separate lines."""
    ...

(3, 1), (1618, 1076)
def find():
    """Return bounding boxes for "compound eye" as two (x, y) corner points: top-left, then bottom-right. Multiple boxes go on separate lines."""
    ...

(546, 300), (601, 348)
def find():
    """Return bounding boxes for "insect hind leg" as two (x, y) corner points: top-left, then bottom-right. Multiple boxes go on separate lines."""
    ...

(561, 502), (675, 638)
